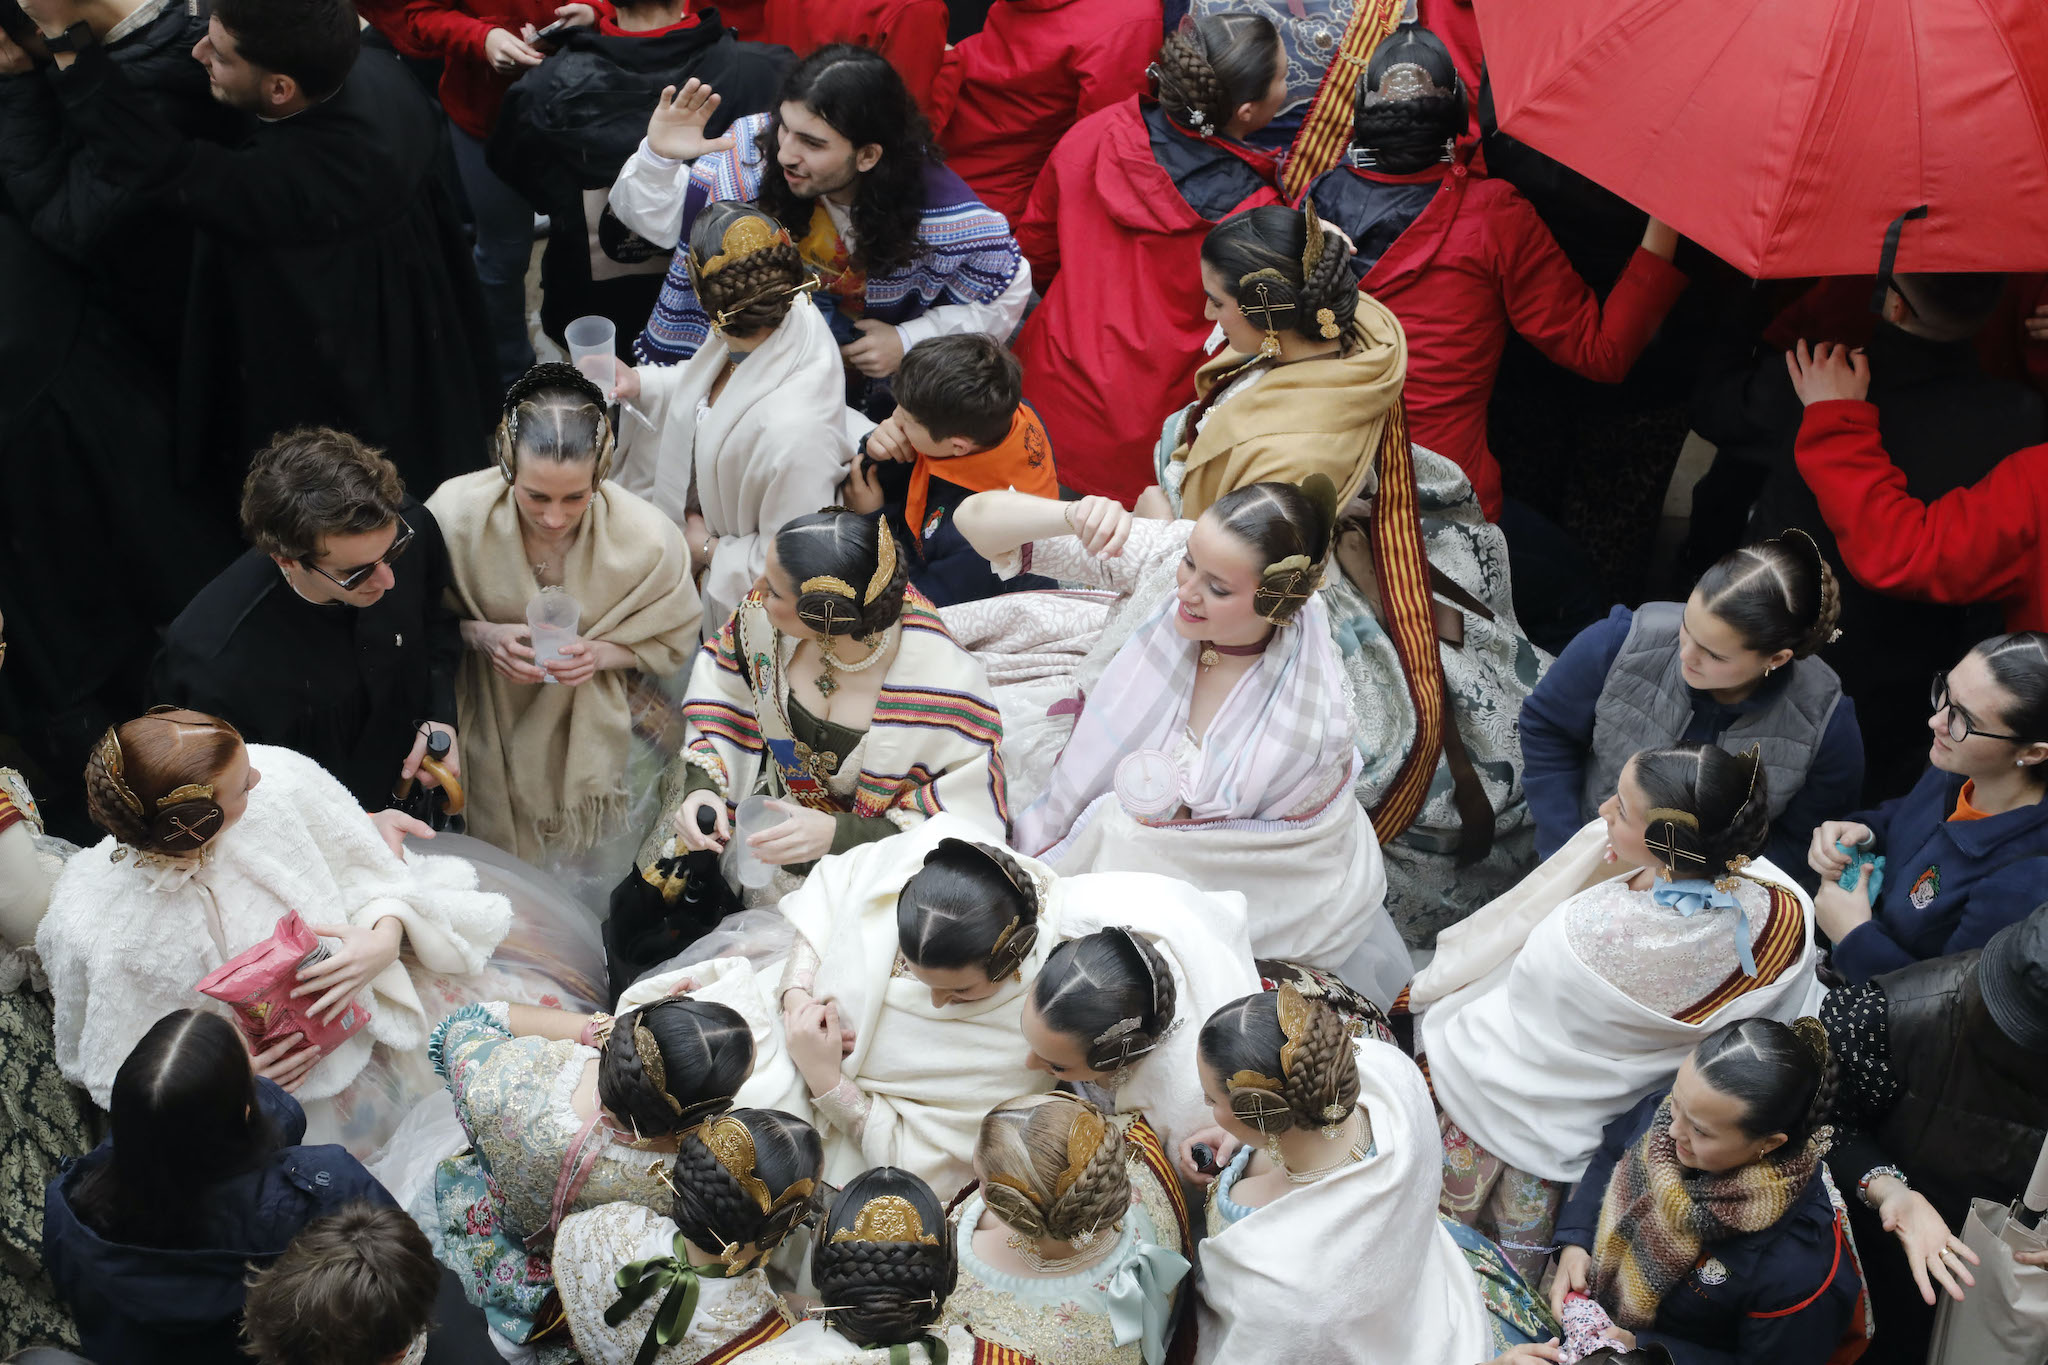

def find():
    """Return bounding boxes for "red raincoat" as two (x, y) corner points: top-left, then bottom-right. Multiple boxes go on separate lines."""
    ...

(1311, 160), (1688, 518)
(1013, 99), (1284, 502)
(931, 0), (1161, 224)
(761, 0), (947, 119)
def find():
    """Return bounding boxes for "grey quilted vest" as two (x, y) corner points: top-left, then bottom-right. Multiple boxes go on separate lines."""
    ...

(1580, 601), (1842, 821)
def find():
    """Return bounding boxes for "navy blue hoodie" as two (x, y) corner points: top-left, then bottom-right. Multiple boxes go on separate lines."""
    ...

(43, 1078), (395, 1365)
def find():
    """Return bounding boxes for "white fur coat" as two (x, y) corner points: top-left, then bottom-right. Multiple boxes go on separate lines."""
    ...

(38, 745), (512, 1107)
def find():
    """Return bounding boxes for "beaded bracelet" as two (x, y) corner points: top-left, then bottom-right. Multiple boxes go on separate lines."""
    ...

(1858, 1165), (1908, 1207)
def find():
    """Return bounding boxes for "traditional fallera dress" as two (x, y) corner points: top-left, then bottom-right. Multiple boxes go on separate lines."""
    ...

(424, 1002), (679, 1347)
(38, 745), (604, 1156)
(1411, 820), (1822, 1275)
(940, 1117), (1192, 1365)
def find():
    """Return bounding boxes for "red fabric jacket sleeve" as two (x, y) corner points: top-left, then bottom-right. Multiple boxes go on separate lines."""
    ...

(1794, 398), (2043, 608)
(1488, 189), (1688, 382)
(928, 45), (967, 135)
(1015, 147), (1063, 288)
(393, 0), (501, 63)
(1073, 14), (1162, 119)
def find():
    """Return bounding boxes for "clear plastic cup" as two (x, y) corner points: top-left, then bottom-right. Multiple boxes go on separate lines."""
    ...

(525, 587), (581, 682)
(1114, 749), (1183, 822)
(724, 794), (791, 889)
(565, 315), (617, 391)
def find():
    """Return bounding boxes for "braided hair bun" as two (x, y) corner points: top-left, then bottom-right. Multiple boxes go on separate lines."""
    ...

(670, 1108), (822, 1270)
(897, 839), (1043, 983)
(975, 1092), (1131, 1245)
(810, 1167), (957, 1348)
(688, 202), (808, 339)
(1197, 984), (1360, 1136)
(772, 510), (908, 638)
(1201, 206), (1359, 348)
(1627, 743), (1772, 880)
(1695, 531), (1843, 662)
(83, 710), (244, 856)
(596, 998), (755, 1139)
(1149, 14), (1282, 138)
(1031, 929), (1179, 1073)
(1691, 1017), (1837, 1151)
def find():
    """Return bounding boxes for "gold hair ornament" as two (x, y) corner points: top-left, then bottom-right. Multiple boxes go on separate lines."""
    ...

(633, 1022), (686, 1116)
(697, 1116), (816, 1270)
(829, 1194), (940, 1245)
(692, 214), (790, 279)
(97, 729), (147, 820)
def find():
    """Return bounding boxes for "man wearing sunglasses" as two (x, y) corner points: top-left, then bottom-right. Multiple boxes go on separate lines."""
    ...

(154, 428), (464, 813)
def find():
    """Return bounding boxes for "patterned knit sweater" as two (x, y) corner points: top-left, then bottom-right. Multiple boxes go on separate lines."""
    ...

(635, 114), (1022, 363)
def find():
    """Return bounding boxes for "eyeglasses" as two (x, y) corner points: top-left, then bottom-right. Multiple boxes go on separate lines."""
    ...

(1930, 671), (2028, 745)
(302, 517), (413, 591)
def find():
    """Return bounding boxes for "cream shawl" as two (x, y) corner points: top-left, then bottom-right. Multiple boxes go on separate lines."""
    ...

(1411, 819), (1821, 1182)
(669, 591), (1008, 839)
(1195, 1037), (1491, 1365)
(612, 295), (853, 632)
(1170, 300), (1407, 518)
(739, 815), (1057, 1198)
(427, 471), (701, 862)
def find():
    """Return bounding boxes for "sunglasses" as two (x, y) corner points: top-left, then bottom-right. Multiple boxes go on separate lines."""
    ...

(302, 517), (414, 591)
(1930, 671), (2028, 745)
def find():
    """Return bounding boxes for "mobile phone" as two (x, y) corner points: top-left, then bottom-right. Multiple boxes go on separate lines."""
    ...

(533, 17), (572, 41)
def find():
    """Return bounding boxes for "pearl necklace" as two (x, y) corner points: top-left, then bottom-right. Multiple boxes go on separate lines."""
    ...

(813, 624), (896, 700)
(1281, 1136), (1369, 1184)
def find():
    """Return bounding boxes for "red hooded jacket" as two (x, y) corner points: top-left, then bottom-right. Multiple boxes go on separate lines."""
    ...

(931, 0), (1161, 224)
(1012, 98), (1284, 502)
(1307, 159), (1688, 518)
(761, 0), (947, 120)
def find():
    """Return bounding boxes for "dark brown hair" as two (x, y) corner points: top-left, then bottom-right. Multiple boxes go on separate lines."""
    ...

(1695, 532), (1842, 660)
(240, 428), (406, 563)
(242, 1203), (440, 1365)
(212, 0), (360, 101)
(1202, 206), (1359, 346)
(82, 709), (244, 854)
(892, 334), (1022, 450)
(1151, 14), (1282, 136)
(1198, 988), (1360, 1135)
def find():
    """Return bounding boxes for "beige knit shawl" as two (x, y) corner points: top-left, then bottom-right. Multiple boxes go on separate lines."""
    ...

(427, 470), (701, 862)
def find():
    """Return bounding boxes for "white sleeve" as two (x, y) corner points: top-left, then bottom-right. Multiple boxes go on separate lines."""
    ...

(607, 138), (695, 251)
(892, 257), (1034, 351)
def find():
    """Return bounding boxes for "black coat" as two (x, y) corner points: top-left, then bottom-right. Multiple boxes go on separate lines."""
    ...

(153, 498), (463, 813)
(1691, 322), (2047, 797)
(44, 42), (497, 495)
(487, 18), (790, 352)
(0, 6), (237, 358)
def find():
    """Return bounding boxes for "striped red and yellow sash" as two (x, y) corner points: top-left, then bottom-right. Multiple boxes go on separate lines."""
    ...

(1122, 1114), (1194, 1253)
(699, 1309), (795, 1364)
(1279, 0), (1410, 201)
(1674, 882), (1809, 1026)
(972, 1339), (1037, 1365)
(1363, 403), (1449, 842)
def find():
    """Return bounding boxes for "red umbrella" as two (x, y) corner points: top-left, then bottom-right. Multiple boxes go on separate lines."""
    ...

(1475, 0), (2048, 275)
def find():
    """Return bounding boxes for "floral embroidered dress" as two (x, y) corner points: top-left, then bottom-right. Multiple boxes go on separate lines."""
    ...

(429, 1002), (676, 1346)
(939, 1131), (1191, 1365)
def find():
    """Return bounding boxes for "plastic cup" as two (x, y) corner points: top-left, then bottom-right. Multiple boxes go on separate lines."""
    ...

(1114, 749), (1183, 822)
(725, 794), (791, 890)
(565, 315), (617, 390)
(525, 587), (581, 681)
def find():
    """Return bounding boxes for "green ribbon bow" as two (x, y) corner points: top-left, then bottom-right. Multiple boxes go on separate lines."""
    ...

(885, 1336), (949, 1365)
(605, 1232), (732, 1365)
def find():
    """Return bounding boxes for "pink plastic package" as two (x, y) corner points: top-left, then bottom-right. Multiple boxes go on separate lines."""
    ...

(197, 912), (372, 1053)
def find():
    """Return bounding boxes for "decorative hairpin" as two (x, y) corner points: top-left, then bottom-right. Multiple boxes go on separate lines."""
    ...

(799, 519), (898, 609)
(633, 1021), (686, 1116)
(691, 214), (790, 279)
(829, 1194), (940, 1246)
(97, 729), (147, 819)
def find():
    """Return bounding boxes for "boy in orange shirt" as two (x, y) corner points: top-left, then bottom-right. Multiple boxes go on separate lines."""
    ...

(844, 334), (1059, 605)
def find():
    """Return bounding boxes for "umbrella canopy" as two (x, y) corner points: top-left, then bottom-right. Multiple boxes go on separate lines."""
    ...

(1475, 0), (2048, 276)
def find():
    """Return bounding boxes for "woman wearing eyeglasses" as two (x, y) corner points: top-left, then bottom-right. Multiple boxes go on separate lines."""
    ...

(1808, 631), (2048, 984)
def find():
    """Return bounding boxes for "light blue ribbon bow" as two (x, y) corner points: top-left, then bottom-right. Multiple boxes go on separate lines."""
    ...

(1102, 1240), (1192, 1365)
(1650, 878), (1759, 978)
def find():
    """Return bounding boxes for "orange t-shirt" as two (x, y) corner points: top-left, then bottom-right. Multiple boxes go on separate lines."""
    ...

(1950, 780), (1995, 822)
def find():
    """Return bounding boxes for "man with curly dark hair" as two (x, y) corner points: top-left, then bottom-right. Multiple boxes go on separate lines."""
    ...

(609, 45), (1028, 399)
(153, 428), (465, 814)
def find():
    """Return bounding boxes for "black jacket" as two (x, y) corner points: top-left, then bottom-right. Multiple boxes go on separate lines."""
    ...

(43, 1080), (394, 1365)
(43, 42), (497, 495)
(153, 497), (462, 813)
(0, 6), (238, 356)
(487, 16), (790, 349)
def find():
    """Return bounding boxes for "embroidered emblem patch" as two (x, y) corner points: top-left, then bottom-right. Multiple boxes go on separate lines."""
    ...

(1910, 866), (1940, 910)
(1697, 1258), (1730, 1286)
(923, 507), (944, 541)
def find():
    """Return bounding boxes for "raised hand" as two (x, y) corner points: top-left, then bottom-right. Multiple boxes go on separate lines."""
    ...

(647, 79), (735, 162)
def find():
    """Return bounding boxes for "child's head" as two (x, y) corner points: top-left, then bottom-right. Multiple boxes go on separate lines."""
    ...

(891, 334), (1022, 459)
(242, 1203), (440, 1365)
